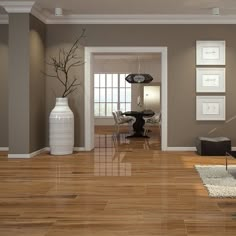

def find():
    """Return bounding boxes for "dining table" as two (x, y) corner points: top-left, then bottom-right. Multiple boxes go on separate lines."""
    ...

(122, 109), (154, 138)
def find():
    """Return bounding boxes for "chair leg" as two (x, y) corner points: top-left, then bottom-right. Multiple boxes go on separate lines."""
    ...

(128, 122), (133, 133)
(144, 125), (150, 136)
(117, 124), (120, 134)
(144, 127), (147, 136)
(114, 123), (118, 135)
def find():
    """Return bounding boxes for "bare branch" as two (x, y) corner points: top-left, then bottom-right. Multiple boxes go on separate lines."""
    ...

(44, 29), (85, 97)
(44, 74), (58, 78)
(55, 70), (66, 86)
(64, 87), (78, 98)
(66, 61), (84, 73)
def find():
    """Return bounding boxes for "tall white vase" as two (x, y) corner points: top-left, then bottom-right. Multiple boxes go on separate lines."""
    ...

(49, 97), (74, 155)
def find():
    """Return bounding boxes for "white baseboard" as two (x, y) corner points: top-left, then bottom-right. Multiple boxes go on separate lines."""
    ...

(74, 147), (86, 151)
(167, 146), (236, 152)
(8, 147), (48, 158)
(45, 147), (86, 152)
(166, 147), (197, 151)
(0, 147), (9, 151)
(14, 146), (87, 157)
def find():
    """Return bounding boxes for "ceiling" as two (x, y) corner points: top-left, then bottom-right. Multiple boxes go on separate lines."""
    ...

(1, 0), (236, 16)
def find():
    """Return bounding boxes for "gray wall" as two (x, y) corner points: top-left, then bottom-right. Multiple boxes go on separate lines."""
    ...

(8, 14), (46, 154)
(46, 24), (236, 147)
(2, 23), (236, 150)
(29, 15), (46, 152)
(8, 14), (30, 154)
(0, 25), (8, 147)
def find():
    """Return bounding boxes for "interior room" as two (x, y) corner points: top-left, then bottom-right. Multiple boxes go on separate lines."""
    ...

(1, 0), (236, 235)
(93, 53), (162, 148)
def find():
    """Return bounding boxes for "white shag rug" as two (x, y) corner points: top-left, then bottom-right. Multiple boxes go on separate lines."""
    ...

(195, 165), (236, 198)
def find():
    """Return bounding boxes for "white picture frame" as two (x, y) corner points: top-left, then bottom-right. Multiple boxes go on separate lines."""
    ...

(196, 68), (225, 93)
(196, 96), (225, 120)
(196, 40), (225, 65)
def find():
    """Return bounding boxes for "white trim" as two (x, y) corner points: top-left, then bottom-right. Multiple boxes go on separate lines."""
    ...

(0, 147), (9, 151)
(166, 147), (197, 151)
(1, 1), (35, 13)
(31, 5), (47, 23)
(84, 47), (168, 151)
(74, 147), (86, 152)
(232, 147), (236, 151)
(8, 154), (31, 158)
(8, 147), (47, 158)
(45, 14), (236, 25)
(3, 12), (236, 25)
(45, 147), (86, 152)
(0, 5), (47, 24)
(84, 48), (94, 151)
(161, 47), (168, 151)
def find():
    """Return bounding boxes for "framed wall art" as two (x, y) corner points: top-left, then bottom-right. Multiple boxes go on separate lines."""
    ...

(196, 96), (225, 121)
(196, 40), (225, 65)
(196, 68), (225, 92)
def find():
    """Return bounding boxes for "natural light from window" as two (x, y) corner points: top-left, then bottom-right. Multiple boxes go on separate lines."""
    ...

(94, 73), (131, 117)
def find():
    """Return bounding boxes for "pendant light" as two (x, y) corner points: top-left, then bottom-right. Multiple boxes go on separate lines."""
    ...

(125, 56), (153, 83)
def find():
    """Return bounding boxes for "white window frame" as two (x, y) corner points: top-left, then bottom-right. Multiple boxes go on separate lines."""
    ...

(94, 73), (131, 118)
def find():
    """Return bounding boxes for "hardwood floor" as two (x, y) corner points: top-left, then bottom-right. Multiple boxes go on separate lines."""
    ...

(0, 126), (236, 235)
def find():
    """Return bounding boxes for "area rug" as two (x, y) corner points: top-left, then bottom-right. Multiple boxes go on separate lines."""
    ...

(195, 165), (236, 198)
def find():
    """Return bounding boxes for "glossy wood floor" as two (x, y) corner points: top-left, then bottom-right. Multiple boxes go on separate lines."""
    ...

(0, 126), (236, 236)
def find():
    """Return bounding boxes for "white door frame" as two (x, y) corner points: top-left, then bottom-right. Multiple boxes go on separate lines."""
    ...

(84, 47), (168, 151)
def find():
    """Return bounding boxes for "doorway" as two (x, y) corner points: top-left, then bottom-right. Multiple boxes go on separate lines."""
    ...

(84, 47), (168, 151)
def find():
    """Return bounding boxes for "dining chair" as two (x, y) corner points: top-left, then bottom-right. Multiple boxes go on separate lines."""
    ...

(112, 111), (134, 134)
(144, 112), (161, 135)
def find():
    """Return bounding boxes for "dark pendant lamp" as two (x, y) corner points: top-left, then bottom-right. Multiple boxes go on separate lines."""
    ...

(125, 74), (153, 83)
(125, 56), (153, 83)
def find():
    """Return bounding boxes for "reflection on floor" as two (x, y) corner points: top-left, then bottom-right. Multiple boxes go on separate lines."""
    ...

(94, 150), (132, 177)
(94, 125), (160, 177)
(95, 125), (161, 151)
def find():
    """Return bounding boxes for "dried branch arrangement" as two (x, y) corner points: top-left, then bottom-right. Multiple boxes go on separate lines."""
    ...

(45, 29), (86, 97)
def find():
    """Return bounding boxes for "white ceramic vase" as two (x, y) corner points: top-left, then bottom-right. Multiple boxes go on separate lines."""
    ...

(49, 97), (74, 155)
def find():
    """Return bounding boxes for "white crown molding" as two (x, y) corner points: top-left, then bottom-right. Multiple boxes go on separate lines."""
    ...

(0, 5), (47, 24)
(0, 1), (35, 13)
(45, 14), (236, 25)
(2, 11), (236, 25)
(31, 4), (47, 23)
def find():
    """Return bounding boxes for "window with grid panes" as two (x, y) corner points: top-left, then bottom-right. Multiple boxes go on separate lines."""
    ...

(94, 74), (131, 117)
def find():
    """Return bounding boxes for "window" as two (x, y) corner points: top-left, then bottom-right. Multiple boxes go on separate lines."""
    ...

(94, 74), (131, 117)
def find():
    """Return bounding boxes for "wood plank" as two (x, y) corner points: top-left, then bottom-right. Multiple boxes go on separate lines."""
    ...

(0, 126), (236, 235)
